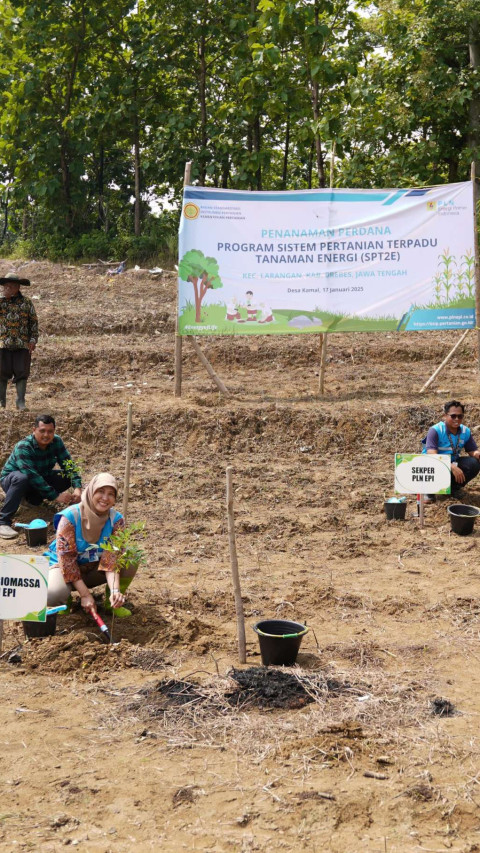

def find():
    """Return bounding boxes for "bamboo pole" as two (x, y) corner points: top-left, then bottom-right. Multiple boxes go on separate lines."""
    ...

(472, 162), (480, 372)
(226, 466), (246, 664)
(174, 161), (192, 397)
(418, 493), (425, 530)
(190, 337), (229, 396)
(419, 328), (471, 393)
(122, 403), (133, 521)
(319, 332), (328, 395)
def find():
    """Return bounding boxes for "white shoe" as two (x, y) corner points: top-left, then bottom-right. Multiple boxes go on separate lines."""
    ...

(0, 524), (19, 539)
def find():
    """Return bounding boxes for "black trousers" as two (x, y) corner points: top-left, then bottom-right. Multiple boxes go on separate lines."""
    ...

(0, 470), (71, 526)
(452, 457), (480, 492)
(0, 349), (31, 382)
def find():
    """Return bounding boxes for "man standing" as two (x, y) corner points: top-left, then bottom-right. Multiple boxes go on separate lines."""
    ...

(0, 271), (39, 410)
(424, 400), (480, 500)
(0, 414), (82, 539)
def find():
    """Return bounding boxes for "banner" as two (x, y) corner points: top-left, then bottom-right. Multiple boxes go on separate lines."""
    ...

(0, 555), (48, 622)
(177, 182), (475, 335)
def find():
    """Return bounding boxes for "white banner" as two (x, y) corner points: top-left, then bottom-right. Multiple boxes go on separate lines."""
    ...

(0, 555), (48, 621)
(178, 182), (475, 335)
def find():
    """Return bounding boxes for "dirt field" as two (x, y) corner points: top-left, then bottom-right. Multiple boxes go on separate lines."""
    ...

(2, 259), (480, 852)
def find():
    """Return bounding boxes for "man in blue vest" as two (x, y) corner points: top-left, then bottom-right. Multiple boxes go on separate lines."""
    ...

(424, 400), (480, 501)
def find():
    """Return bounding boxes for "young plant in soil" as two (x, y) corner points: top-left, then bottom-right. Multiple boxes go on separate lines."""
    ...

(62, 458), (84, 491)
(101, 521), (146, 642)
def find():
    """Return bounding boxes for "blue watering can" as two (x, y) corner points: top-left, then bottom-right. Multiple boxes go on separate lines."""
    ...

(14, 519), (48, 529)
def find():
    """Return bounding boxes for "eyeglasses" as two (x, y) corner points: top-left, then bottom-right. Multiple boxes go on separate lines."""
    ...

(448, 413), (463, 420)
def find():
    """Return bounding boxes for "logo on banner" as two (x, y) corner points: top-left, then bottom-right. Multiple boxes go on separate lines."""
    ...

(426, 201), (437, 211)
(183, 203), (200, 220)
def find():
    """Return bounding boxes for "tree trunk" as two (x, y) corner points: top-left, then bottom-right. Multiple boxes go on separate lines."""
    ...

(1, 188), (8, 241)
(221, 157), (230, 188)
(307, 141), (314, 189)
(134, 115), (141, 237)
(198, 29), (208, 186)
(252, 116), (262, 190)
(98, 145), (105, 231)
(60, 136), (73, 231)
(281, 118), (290, 189)
(470, 22), (480, 162)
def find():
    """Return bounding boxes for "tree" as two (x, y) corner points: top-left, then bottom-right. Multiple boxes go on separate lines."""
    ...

(178, 249), (223, 322)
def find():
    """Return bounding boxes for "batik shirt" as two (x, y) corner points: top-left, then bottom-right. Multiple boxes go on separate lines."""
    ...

(0, 293), (39, 349)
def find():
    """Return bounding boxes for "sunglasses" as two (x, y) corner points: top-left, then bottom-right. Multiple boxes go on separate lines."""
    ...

(448, 413), (463, 420)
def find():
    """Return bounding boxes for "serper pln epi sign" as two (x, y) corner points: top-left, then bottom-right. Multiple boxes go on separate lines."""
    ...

(395, 453), (451, 495)
(0, 555), (48, 622)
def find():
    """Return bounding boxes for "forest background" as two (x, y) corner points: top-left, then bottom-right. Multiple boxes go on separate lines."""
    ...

(0, 0), (479, 266)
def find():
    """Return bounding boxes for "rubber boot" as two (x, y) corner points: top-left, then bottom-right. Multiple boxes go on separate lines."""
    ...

(0, 380), (7, 408)
(104, 576), (133, 618)
(15, 379), (27, 411)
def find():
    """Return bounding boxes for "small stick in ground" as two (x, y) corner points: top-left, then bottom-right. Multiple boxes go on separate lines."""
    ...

(226, 466), (246, 663)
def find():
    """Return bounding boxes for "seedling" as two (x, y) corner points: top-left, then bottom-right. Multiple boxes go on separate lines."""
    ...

(101, 521), (146, 573)
(101, 521), (146, 643)
(63, 457), (84, 487)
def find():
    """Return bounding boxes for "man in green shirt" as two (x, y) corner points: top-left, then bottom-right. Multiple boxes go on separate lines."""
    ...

(0, 414), (82, 539)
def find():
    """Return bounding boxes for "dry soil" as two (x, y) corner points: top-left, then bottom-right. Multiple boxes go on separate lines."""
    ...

(1, 259), (480, 852)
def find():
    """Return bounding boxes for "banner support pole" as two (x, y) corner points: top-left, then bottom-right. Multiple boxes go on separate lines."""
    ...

(419, 328), (471, 393)
(319, 332), (328, 395)
(472, 161), (480, 373)
(175, 161), (192, 397)
(189, 337), (229, 396)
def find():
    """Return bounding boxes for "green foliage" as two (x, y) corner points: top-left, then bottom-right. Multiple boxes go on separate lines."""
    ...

(0, 0), (478, 262)
(62, 457), (84, 486)
(101, 521), (147, 574)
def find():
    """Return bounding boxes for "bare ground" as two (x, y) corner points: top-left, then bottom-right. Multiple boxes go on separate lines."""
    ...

(1, 260), (480, 851)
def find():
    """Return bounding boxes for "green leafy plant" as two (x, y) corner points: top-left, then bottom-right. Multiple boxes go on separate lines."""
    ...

(63, 458), (84, 486)
(101, 521), (147, 573)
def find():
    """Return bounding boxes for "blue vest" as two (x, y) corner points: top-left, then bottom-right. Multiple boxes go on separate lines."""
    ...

(46, 504), (123, 567)
(422, 420), (471, 461)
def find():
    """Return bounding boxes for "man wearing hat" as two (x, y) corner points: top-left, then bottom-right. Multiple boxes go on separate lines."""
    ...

(0, 271), (38, 410)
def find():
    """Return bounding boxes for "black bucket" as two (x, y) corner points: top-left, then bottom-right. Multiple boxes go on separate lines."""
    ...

(25, 527), (48, 547)
(384, 501), (407, 520)
(23, 614), (57, 639)
(253, 619), (309, 666)
(447, 503), (480, 536)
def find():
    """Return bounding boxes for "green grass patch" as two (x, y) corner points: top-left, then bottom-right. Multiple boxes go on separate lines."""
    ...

(179, 302), (398, 335)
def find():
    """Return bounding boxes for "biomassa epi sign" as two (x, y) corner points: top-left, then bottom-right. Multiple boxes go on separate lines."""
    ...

(394, 453), (451, 496)
(0, 555), (48, 622)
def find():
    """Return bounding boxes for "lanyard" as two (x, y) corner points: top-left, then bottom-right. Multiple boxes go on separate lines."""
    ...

(446, 429), (460, 460)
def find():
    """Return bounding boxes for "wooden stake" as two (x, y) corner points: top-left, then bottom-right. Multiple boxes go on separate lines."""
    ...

(419, 328), (471, 392)
(122, 402), (133, 522)
(174, 323), (183, 398)
(190, 337), (229, 396)
(174, 161), (192, 398)
(471, 161), (480, 372)
(0, 620), (3, 654)
(226, 466), (246, 664)
(418, 493), (425, 529)
(319, 332), (328, 395)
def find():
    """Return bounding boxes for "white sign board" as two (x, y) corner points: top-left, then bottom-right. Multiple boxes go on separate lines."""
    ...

(0, 555), (48, 622)
(395, 453), (451, 495)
